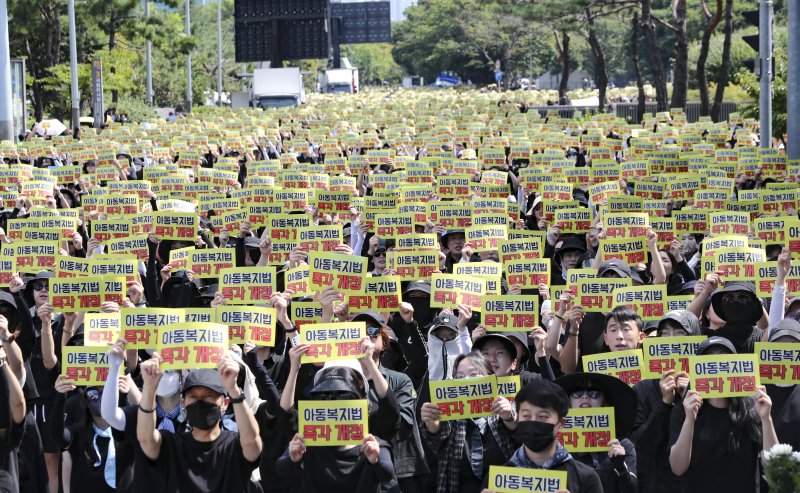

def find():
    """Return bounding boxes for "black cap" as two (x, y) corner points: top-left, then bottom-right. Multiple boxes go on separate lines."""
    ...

(696, 336), (737, 355)
(403, 281), (431, 295)
(182, 369), (226, 396)
(555, 372), (638, 438)
(352, 310), (388, 328)
(658, 310), (702, 336)
(473, 333), (519, 360)
(554, 237), (587, 257)
(676, 280), (698, 295)
(429, 314), (459, 334)
(768, 319), (800, 343)
(440, 229), (465, 246)
(597, 259), (632, 278)
(310, 361), (368, 397)
(710, 281), (762, 325)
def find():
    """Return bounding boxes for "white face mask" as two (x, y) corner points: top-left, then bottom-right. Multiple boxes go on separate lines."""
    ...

(156, 371), (181, 397)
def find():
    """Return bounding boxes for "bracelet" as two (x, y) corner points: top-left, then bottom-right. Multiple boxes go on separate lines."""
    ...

(568, 331), (579, 337)
(554, 314), (563, 320)
(139, 404), (156, 414)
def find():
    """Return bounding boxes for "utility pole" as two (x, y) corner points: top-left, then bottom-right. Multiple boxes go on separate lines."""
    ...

(788, 0), (799, 159)
(217, 0), (223, 106)
(186, 0), (193, 113)
(145, 0), (153, 106)
(759, 0), (773, 148)
(0, 0), (14, 141)
(68, 0), (80, 133)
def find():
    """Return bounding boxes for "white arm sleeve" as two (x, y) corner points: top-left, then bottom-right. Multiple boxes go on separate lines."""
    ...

(768, 283), (787, 337)
(101, 353), (128, 431)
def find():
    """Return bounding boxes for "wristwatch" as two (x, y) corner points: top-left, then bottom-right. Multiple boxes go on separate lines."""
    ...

(229, 389), (246, 404)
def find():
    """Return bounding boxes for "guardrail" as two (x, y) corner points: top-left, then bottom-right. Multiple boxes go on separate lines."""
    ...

(525, 101), (741, 124)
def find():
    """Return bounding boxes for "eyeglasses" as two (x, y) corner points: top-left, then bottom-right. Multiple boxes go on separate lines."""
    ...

(314, 391), (360, 401)
(570, 389), (602, 399)
(32, 281), (48, 291)
(366, 326), (381, 339)
(86, 389), (101, 401)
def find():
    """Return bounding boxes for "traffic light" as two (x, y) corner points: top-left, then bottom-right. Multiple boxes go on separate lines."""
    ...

(742, 9), (774, 79)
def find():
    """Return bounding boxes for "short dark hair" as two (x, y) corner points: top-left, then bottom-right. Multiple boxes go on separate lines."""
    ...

(605, 305), (643, 332)
(514, 381), (570, 419)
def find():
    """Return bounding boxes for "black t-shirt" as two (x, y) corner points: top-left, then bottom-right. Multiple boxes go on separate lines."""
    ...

(766, 384), (800, 451)
(668, 402), (760, 493)
(0, 420), (24, 493)
(65, 421), (116, 493)
(151, 429), (260, 493)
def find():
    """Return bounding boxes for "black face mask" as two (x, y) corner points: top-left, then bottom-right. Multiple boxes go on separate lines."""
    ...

(717, 321), (753, 343)
(721, 300), (754, 325)
(407, 297), (435, 329)
(185, 400), (222, 430)
(516, 420), (557, 452)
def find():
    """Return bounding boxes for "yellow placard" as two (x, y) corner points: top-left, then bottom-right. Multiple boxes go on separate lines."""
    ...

(347, 275), (401, 314)
(755, 342), (800, 384)
(465, 225), (507, 252)
(84, 313), (122, 347)
(375, 213), (415, 239)
(481, 295), (538, 331)
(577, 278), (631, 312)
(504, 258), (550, 289)
(557, 407), (616, 453)
(308, 251), (368, 295)
(216, 306), (276, 346)
(429, 375), (497, 421)
(582, 349), (643, 386)
(603, 213), (649, 239)
(496, 375), (521, 402)
(613, 285), (667, 321)
(297, 225), (343, 252)
(599, 237), (647, 265)
(642, 336), (707, 379)
(488, 466), (566, 493)
(554, 208), (592, 234)
(189, 249), (235, 278)
(218, 267), (277, 305)
(292, 302), (323, 329)
(754, 261), (800, 297)
(90, 258), (138, 284)
(5, 241), (58, 273)
(708, 247), (766, 281)
(184, 308), (214, 324)
(387, 249), (439, 280)
(157, 322), (228, 370)
(153, 211), (198, 241)
(285, 265), (312, 297)
(49, 275), (125, 312)
(431, 273), (486, 312)
(55, 254), (91, 278)
(688, 354), (760, 398)
(106, 234), (149, 260)
(299, 322), (367, 363)
(63, 347), (119, 386)
(121, 308), (184, 349)
(298, 400), (369, 446)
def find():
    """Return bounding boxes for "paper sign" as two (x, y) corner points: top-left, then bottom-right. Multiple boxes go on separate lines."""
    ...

(642, 336), (707, 379)
(5, 241), (58, 273)
(688, 354), (760, 398)
(300, 322), (367, 363)
(466, 225), (507, 252)
(298, 400), (369, 446)
(387, 250), (439, 280)
(308, 251), (368, 295)
(107, 234), (149, 260)
(189, 249), (235, 278)
(153, 211), (198, 241)
(292, 302), (323, 328)
(488, 466), (566, 493)
(603, 213), (649, 239)
(218, 267), (277, 305)
(121, 308), (184, 349)
(216, 306), (276, 345)
(583, 349), (643, 386)
(613, 285), (667, 321)
(297, 225), (343, 252)
(348, 276), (401, 314)
(431, 273), (487, 312)
(481, 295), (538, 331)
(577, 278), (631, 312)
(84, 313), (121, 346)
(49, 276), (126, 312)
(600, 237), (646, 265)
(496, 375), (521, 402)
(557, 406), (616, 453)
(756, 342), (800, 384)
(63, 347), (118, 386)
(285, 266), (312, 297)
(429, 375), (497, 421)
(157, 322), (228, 370)
(504, 258), (550, 288)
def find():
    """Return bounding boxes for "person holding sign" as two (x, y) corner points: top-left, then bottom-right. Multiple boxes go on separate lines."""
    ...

(0, 328), (27, 493)
(556, 372), (638, 493)
(420, 351), (518, 493)
(668, 337), (778, 493)
(552, 238), (588, 286)
(441, 229), (467, 274)
(560, 306), (644, 376)
(428, 313), (473, 381)
(136, 354), (263, 492)
(762, 319), (800, 452)
(630, 310), (700, 493)
(708, 281), (768, 354)
(480, 380), (603, 493)
(276, 359), (395, 493)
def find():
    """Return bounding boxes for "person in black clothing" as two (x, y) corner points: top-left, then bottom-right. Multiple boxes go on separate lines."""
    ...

(556, 372), (639, 493)
(276, 360), (395, 493)
(137, 355), (263, 493)
(708, 281), (768, 353)
(669, 337), (778, 493)
(0, 326), (27, 493)
(481, 380), (603, 493)
(52, 378), (118, 493)
(631, 310), (699, 493)
(550, 237), (588, 286)
(763, 319), (800, 451)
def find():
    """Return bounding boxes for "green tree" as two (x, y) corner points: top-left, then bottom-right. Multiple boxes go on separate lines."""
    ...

(735, 42), (788, 143)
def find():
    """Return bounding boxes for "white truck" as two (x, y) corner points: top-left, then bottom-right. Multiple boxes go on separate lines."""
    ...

(251, 67), (306, 109)
(319, 68), (359, 94)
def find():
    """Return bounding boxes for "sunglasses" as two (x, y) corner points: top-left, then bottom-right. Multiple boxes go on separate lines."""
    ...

(85, 390), (101, 401)
(570, 388), (602, 399)
(721, 294), (752, 304)
(366, 326), (381, 339)
(314, 391), (360, 401)
(33, 281), (49, 291)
